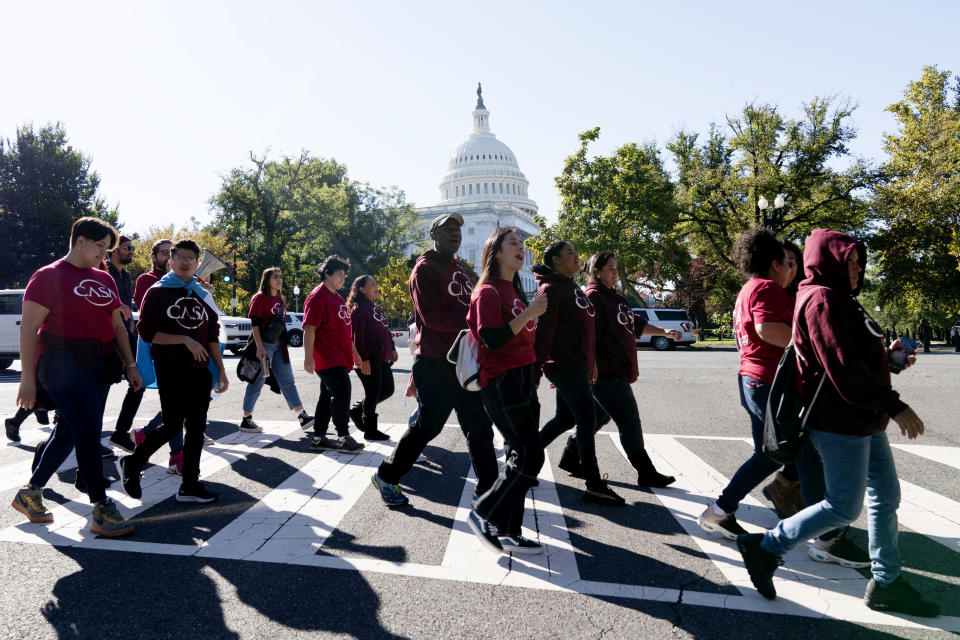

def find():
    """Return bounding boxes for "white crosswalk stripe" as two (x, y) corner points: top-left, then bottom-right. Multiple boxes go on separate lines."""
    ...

(1, 421), (957, 633)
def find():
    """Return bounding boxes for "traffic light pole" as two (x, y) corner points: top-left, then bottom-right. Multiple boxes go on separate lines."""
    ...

(232, 252), (238, 315)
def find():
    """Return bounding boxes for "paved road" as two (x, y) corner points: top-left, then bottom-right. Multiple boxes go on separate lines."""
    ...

(0, 345), (957, 639)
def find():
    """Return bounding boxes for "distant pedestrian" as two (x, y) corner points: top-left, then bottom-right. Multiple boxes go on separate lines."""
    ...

(917, 318), (931, 353)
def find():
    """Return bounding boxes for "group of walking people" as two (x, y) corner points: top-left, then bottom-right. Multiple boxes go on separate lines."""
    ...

(6, 213), (940, 618)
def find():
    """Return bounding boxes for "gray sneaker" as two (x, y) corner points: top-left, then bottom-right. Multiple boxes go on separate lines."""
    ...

(336, 435), (365, 453)
(11, 487), (53, 523)
(90, 499), (134, 537)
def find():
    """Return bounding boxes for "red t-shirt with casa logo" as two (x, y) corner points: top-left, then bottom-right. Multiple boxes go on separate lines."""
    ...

(24, 259), (121, 352)
(248, 293), (286, 322)
(303, 284), (353, 370)
(733, 277), (793, 383)
(467, 280), (537, 388)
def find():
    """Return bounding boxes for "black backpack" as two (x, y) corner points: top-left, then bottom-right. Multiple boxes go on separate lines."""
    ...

(762, 287), (827, 465)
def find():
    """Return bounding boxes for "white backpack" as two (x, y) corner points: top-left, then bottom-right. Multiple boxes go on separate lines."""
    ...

(447, 329), (482, 391)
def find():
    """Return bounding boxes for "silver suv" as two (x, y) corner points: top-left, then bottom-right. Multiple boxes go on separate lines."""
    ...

(0, 289), (24, 369)
(632, 308), (696, 351)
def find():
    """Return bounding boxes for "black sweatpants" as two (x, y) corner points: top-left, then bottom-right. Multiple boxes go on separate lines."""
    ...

(378, 356), (497, 496)
(314, 366), (351, 438)
(356, 358), (395, 419)
(475, 364), (543, 536)
(129, 362), (211, 486)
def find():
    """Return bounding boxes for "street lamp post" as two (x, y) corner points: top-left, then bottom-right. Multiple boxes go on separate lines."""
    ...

(757, 194), (786, 230)
(294, 285), (301, 313)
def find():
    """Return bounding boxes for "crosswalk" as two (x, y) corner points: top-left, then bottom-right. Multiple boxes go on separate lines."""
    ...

(1, 419), (957, 633)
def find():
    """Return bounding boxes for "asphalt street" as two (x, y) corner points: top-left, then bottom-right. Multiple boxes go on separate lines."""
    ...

(0, 343), (957, 639)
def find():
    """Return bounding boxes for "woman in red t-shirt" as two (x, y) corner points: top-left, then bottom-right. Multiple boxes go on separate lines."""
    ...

(240, 267), (313, 433)
(465, 228), (547, 556)
(302, 255), (365, 453)
(698, 228), (796, 539)
(12, 217), (141, 537)
(345, 275), (398, 442)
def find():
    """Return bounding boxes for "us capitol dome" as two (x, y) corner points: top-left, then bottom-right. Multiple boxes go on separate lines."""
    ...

(416, 84), (540, 294)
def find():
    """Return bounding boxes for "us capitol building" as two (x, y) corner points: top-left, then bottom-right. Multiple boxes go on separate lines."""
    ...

(415, 84), (540, 294)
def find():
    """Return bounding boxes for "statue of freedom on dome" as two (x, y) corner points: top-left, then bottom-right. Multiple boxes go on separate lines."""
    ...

(476, 82), (485, 109)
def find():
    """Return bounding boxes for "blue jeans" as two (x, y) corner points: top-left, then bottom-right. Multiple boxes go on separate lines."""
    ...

(242, 341), (302, 413)
(30, 350), (112, 504)
(762, 428), (902, 585)
(716, 375), (782, 513)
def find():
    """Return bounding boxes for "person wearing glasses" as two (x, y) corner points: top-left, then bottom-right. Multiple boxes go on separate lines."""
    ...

(117, 239), (228, 504)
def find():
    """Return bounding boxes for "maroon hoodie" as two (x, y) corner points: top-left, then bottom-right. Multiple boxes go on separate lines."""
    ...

(585, 281), (648, 383)
(351, 299), (395, 362)
(794, 229), (908, 436)
(410, 249), (474, 358)
(533, 266), (596, 377)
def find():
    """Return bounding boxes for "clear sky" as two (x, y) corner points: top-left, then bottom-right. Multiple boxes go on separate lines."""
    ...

(2, 1), (956, 235)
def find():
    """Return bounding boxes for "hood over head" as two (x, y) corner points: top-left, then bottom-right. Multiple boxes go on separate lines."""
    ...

(532, 264), (572, 286)
(800, 229), (866, 296)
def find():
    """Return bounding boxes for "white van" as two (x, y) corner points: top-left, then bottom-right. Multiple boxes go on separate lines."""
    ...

(632, 308), (696, 350)
(0, 289), (24, 369)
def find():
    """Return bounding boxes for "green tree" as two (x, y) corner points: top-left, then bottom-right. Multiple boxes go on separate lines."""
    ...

(0, 123), (117, 286)
(530, 127), (685, 302)
(870, 65), (960, 318)
(375, 256), (413, 323)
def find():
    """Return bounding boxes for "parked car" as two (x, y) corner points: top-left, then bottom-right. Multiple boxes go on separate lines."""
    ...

(286, 313), (304, 347)
(222, 316), (253, 355)
(632, 308), (696, 351)
(0, 289), (24, 369)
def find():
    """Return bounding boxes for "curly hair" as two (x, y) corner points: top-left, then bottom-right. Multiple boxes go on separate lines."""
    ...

(730, 227), (785, 280)
(317, 255), (351, 281)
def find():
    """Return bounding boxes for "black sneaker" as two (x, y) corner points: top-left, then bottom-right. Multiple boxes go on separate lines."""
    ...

(109, 430), (136, 453)
(115, 456), (142, 500)
(4, 418), (20, 443)
(239, 417), (263, 433)
(298, 412), (315, 431)
(864, 576), (940, 617)
(467, 508), (502, 554)
(737, 533), (782, 600)
(177, 482), (218, 503)
(100, 444), (115, 459)
(557, 438), (582, 477)
(637, 469), (676, 488)
(35, 410), (50, 426)
(809, 533), (871, 568)
(336, 435), (365, 453)
(310, 436), (341, 451)
(584, 481), (625, 506)
(697, 505), (748, 540)
(498, 534), (544, 555)
(364, 429), (391, 442)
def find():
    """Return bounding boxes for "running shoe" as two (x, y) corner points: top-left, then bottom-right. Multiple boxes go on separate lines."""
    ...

(467, 508), (502, 554)
(298, 412), (315, 431)
(809, 534), (870, 568)
(310, 436), (341, 451)
(336, 435), (365, 453)
(5, 418), (20, 443)
(371, 472), (409, 506)
(239, 417), (263, 433)
(167, 451), (184, 475)
(115, 456), (142, 500)
(697, 504), (747, 540)
(109, 430), (136, 453)
(11, 487), (53, 523)
(177, 482), (218, 503)
(90, 499), (134, 537)
(498, 535), (544, 555)
(737, 533), (781, 600)
(584, 480), (625, 506)
(864, 576), (940, 618)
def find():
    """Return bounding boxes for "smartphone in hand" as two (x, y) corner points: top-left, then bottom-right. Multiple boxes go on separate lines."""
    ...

(889, 337), (919, 373)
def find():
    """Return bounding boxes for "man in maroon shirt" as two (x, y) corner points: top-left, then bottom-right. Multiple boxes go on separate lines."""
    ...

(371, 214), (498, 506)
(109, 239), (173, 452)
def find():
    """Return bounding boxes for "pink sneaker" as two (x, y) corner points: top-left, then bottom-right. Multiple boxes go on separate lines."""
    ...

(132, 428), (147, 448)
(167, 451), (184, 475)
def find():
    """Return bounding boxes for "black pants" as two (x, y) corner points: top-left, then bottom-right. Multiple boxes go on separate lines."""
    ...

(314, 366), (351, 438)
(129, 362), (211, 486)
(475, 365), (543, 536)
(538, 365), (602, 484)
(591, 377), (651, 472)
(378, 356), (497, 496)
(114, 386), (144, 434)
(356, 358), (395, 419)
